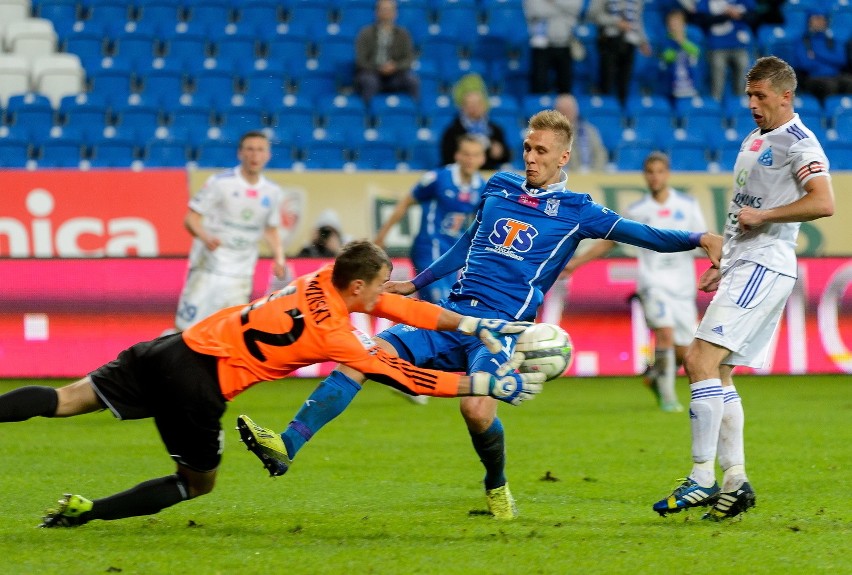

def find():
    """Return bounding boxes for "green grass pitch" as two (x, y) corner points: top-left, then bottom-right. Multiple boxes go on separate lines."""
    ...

(0, 375), (849, 574)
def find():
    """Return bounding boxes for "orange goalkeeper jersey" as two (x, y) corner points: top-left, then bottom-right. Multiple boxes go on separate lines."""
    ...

(183, 264), (462, 400)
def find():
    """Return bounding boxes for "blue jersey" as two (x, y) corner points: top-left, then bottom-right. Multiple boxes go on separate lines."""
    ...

(421, 171), (703, 321)
(411, 164), (484, 263)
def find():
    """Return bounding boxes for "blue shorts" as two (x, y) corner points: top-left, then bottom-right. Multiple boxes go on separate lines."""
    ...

(378, 300), (518, 376)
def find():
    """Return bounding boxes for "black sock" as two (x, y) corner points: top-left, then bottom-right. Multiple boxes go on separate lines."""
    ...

(0, 386), (58, 422)
(90, 474), (190, 521)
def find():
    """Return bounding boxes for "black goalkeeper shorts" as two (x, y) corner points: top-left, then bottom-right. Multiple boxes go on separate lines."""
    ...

(89, 333), (227, 472)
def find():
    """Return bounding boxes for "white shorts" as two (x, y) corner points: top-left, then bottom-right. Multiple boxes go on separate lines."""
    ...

(639, 288), (698, 347)
(695, 260), (796, 368)
(175, 268), (252, 330)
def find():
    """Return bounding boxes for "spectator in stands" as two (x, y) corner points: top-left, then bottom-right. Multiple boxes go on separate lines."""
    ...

(523, 0), (584, 94)
(693, 0), (754, 101)
(554, 93), (608, 172)
(745, 0), (784, 31)
(588, 0), (652, 104)
(659, 8), (702, 102)
(794, 10), (852, 104)
(297, 209), (348, 258)
(440, 89), (511, 171)
(354, 0), (420, 104)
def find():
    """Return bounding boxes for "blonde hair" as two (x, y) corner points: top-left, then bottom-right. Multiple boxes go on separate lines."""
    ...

(528, 110), (574, 151)
(747, 56), (797, 95)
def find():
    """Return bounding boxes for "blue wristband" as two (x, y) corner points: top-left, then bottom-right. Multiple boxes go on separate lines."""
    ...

(688, 232), (704, 248)
(411, 269), (436, 291)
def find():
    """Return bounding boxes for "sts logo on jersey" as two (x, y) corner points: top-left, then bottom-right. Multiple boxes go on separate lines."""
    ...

(487, 218), (538, 260)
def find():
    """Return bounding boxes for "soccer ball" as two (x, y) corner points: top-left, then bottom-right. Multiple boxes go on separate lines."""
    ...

(515, 323), (573, 381)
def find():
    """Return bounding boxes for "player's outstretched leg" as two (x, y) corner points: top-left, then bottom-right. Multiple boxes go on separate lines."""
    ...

(702, 482), (756, 521)
(652, 477), (720, 516)
(237, 414), (291, 477)
(462, 397), (516, 520)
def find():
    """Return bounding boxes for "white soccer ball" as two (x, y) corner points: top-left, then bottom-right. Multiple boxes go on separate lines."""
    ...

(515, 323), (573, 381)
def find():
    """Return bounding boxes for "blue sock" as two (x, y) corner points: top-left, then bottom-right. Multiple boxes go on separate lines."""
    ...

(470, 418), (506, 491)
(281, 370), (362, 459)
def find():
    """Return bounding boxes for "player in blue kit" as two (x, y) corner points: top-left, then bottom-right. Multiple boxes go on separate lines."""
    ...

(375, 134), (486, 304)
(239, 110), (722, 519)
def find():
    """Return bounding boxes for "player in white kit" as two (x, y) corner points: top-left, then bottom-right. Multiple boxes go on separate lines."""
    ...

(173, 131), (288, 331)
(652, 56), (835, 520)
(562, 152), (707, 412)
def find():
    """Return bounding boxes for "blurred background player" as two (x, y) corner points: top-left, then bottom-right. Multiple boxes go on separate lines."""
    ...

(561, 151), (708, 412)
(0, 241), (542, 528)
(172, 131), (286, 332)
(354, 0), (420, 104)
(239, 111), (722, 521)
(652, 56), (834, 521)
(297, 209), (348, 258)
(375, 134), (486, 304)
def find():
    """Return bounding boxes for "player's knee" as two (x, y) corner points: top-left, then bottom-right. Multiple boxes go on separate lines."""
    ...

(460, 396), (496, 433)
(179, 468), (217, 498)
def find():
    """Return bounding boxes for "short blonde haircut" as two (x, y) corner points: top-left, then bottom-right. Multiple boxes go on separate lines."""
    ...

(747, 56), (797, 95)
(529, 110), (574, 151)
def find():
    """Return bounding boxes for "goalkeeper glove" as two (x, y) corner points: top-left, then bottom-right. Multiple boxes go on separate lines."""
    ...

(458, 316), (533, 353)
(471, 352), (546, 405)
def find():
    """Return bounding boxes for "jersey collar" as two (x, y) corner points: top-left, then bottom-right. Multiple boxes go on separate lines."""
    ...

(522, 170), (569, 195)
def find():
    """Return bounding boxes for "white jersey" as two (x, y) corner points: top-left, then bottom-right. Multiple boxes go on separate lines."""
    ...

(188, 166), (283, 277)
(624, 189), (707, 298)
(722, 113), (830, 277)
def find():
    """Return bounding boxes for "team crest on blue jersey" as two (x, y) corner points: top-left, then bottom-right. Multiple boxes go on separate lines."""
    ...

(758, 148), (773, 166)
(487, 217), (538, 258)
(545, 198), (560, 216)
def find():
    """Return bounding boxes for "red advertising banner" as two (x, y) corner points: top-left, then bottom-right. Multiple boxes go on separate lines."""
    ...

(0, 170), (191, 257)
(0, 258), (849, 378)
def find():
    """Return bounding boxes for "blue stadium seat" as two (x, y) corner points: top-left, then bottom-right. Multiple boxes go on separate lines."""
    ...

(625, 94), (672, 122)
(87, 66), (134, 105)
(133, 0), (181, 35)
(0, 138), (31, 167)
(242, 62), (289, 111)
(5, 94), (56, 141)
(234, 1), (284, 39)
(286, 4), (332, 37)
(58, 97), (109, 141)
(88, 138), (138, 167)
(396, 5), (432, 45)
(370, 93), (418, 126)
(217, 104), (267, 138)
(270, 96), (317, 132)
(82, 0), (133, 37)
(110, 30), (159, 72)
(669, 141), (709, 171)
(137, 67), (188, 107)
(36, 0), (81, 27)
(267, 145), (296, 168)
(63, 31), (107, 68)
(210, 34), (259, 71)
(432, 6), (480, 43)
(167, 104), (214, 144)
(300, 140), (348, 169)
(329, 5), (374, 39)
(112, 101), (162, 141)
(614, 141), (662, 171)
(194, 139), (236, 166)
(715, 145), (740, 171)
(189, 69), (238, 109)
(823, 140), (852, 169)
(181, 0), (235, 34)
(352, 140), (401, 170)
(290, 68), (339, 100)
(406, 138), (441, 169)
(144, 140), (189, 167)
(38, 137), (84, 167)
(824, 94), (852, 119)
(160, 32), (209, 70)
(756, 25), (796, 65)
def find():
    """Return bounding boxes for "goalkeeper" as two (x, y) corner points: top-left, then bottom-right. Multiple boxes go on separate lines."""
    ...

(0, 240), (542, 528)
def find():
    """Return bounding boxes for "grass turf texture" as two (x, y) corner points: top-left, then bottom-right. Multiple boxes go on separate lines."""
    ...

(0, 375), (849, 574)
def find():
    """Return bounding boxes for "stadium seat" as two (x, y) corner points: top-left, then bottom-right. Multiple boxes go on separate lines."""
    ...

(625, 94), (672, 122)
(217, 104), (267, 138)
(270, 95), (317, 132)
(137, 67), (188, 108)
(132, 0), (180, 36)
(88, 138), (138, 167)
(58, 95), (108, 141)
(370, 93), (418, 127)
(0, 55), (31, 106)
(614, 141), (661, 171)
(5, 92), (55, 140)
(112, 100), (162, 141)
(290, 68), (338, 100)
(144, 139), (189, 167)
(0, 137), (31, 166)
(110, 30), (159, 72)
(432, 6), (481, 44)
(37, 137), (84, 167)
(81, 0), (133, 37)
(209, 34), (258, 71)
(266, 145), (295, 168)
(168, 103), (214, 144)
(31, 53), (84, 107)
(181, 0), (234, 36)
(159, 32), (209, 71)
(241, 62), (289, 111)
(234, 1), (284, 39)
(189, 68), (238, 109)
(352, 140), (401, 170)
(194, 139), (237, 167)
(756, 25), (796, 65)
(87, 65), (133, 106)
(823, 140), (852, 169)
(0, 0), (35, 35)
(406, 138), (440, 170)
(4, 18), (59, 63)
(824, 94), (852, 119)
(328, 5), (373, 39)
(285, 3), (331, 37)
(300, 140), (348, 169)
(35, 0), (80, 27)
(669, 141), (709, 171)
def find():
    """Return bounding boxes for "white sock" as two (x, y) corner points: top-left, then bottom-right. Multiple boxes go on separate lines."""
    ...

(655, 348), (677, 404)
(718, 385), (747, 491)
(689, 378), (724, 487)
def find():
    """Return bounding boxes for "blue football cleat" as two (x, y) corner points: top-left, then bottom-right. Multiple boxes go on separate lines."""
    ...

(653, 478), (720, 516)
